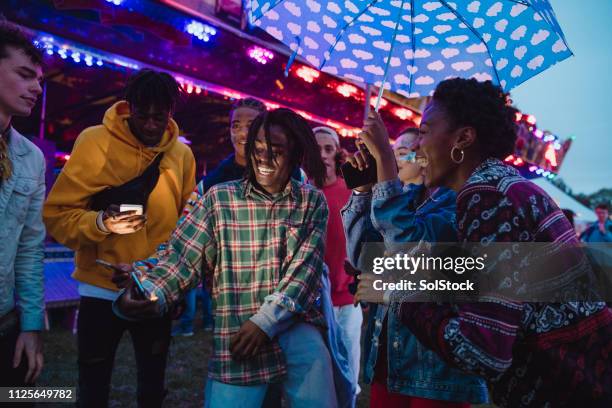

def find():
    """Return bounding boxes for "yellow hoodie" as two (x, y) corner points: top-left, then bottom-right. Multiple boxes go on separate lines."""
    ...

(43, 101), (196, 290)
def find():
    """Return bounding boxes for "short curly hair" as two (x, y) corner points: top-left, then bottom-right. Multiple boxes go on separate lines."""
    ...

(432, 78), (517, 160)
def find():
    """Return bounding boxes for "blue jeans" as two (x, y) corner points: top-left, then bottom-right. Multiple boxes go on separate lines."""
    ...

(178, 288), (214, 332)
(204, 323), (337, 408)
(333, 304), (362, 395)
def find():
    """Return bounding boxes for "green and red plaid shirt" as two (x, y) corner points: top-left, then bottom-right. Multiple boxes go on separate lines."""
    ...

(138, 178), (328, 385)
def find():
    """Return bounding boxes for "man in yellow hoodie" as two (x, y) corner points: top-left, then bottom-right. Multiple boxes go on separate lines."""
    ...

(43, 69), (196, 407)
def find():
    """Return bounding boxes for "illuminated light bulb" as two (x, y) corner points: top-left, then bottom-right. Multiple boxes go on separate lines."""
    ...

(295, 66), (320, 83)
(393, 108), (413, 120)
(544, 144), (558, 167)
(186, 21), (217, 43)
(336, 84), (357, 98)
(515, 112), (523, 122)
(526, 114), (536, 125)
(248, 46), (274, 64)
(369, 97), (388, 108)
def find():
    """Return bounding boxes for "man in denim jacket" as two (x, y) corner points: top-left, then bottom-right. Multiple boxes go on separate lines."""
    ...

(341, 112), (488, 406)
(0, 23), (45, 387)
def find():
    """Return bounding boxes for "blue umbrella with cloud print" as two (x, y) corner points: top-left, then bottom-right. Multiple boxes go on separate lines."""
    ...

(250, 0), (572, 109)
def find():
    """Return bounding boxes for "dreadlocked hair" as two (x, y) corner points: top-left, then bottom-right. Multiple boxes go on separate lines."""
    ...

(245, 108), (326, 189)
(124, 69), (182, 112)
(230, 97), (266, 115)
(433, 78), (517, 160)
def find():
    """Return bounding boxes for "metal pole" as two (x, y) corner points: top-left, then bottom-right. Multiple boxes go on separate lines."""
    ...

(363, 83), (371, 123)
(38, 82), (47, 140)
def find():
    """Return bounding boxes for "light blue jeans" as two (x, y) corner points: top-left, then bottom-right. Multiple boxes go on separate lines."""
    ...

(204, 322), (338, 408)
(333, 304), (362, 395)
(178, 287), (214, 332)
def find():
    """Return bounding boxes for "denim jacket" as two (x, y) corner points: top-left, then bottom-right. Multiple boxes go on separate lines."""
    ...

(0, 128), (46, 331)
(341, 179), (488, 403)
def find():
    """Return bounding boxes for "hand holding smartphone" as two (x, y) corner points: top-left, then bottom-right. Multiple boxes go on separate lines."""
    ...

(341, 141), (378, 190)
(95, 259), (149, 300)
(119, 204), (144, 215)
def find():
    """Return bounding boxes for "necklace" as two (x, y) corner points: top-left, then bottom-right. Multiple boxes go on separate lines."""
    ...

(416, 187), (440, 212)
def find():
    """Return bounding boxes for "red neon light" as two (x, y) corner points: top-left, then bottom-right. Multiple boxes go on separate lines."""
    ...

(265, 102), (280, 110)
(295, 66), (320, 83)
(393, 108), (414, 120)
(370, 96), (388, 108)
(336, 84), (357, 98)
(296, 110), (313, 120)
(222, 90), (243, 99)
(504, 155), (514, 162)
(325, 120), (342, 129)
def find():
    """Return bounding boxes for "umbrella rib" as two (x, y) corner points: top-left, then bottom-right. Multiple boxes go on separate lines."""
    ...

(437, 0), (501, 87)
(319, 0), (380, 71)
(408, 0), (416, 96)
(374, 0), (408, 110)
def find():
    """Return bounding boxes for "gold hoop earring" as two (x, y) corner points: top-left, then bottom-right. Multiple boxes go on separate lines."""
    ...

(450, 146), (464, 164)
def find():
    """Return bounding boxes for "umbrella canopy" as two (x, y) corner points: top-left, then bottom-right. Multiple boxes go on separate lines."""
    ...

(250, 0), (572, 98)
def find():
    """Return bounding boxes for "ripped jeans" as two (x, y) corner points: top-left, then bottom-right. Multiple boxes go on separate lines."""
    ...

(77, 297), (171, 408)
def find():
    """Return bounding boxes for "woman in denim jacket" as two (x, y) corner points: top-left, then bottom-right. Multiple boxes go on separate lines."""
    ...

(341, 125), (488, 407)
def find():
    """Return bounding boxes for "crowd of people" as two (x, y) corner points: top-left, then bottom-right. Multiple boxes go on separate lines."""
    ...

(1, 22), (611, 408)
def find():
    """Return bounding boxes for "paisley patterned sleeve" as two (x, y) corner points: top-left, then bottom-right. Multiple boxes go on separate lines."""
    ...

(399, 188), (525, 381)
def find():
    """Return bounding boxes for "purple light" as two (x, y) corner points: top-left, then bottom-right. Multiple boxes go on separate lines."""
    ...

(105, 0), (125, 5)
(248, 46), (274, 65)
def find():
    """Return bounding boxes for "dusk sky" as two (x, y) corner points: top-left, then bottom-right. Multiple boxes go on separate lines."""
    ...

(511, 0), (612, 194)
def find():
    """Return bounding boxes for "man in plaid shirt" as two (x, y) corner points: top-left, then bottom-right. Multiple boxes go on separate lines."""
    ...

(115, 109), (341, 407)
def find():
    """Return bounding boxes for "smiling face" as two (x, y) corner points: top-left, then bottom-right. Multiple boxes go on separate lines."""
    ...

(250, 124), (292, 194)
(0, 46), (43, 126)
(415, 101), (459, 188)
(393, 132), (422, 185)
(231, 107), (261, 166)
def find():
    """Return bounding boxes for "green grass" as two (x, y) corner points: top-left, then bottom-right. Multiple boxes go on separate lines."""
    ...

(38, 317), (495, 407)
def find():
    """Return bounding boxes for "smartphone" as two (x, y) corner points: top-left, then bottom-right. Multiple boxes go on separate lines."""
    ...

(95, 258), (121, 271)
(341, 142), (378, 190)
(119, 204), (144, 215)
(130, 271), (149, 299)
(95, 259), (148, 299)
(341, 158), (377, 190)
